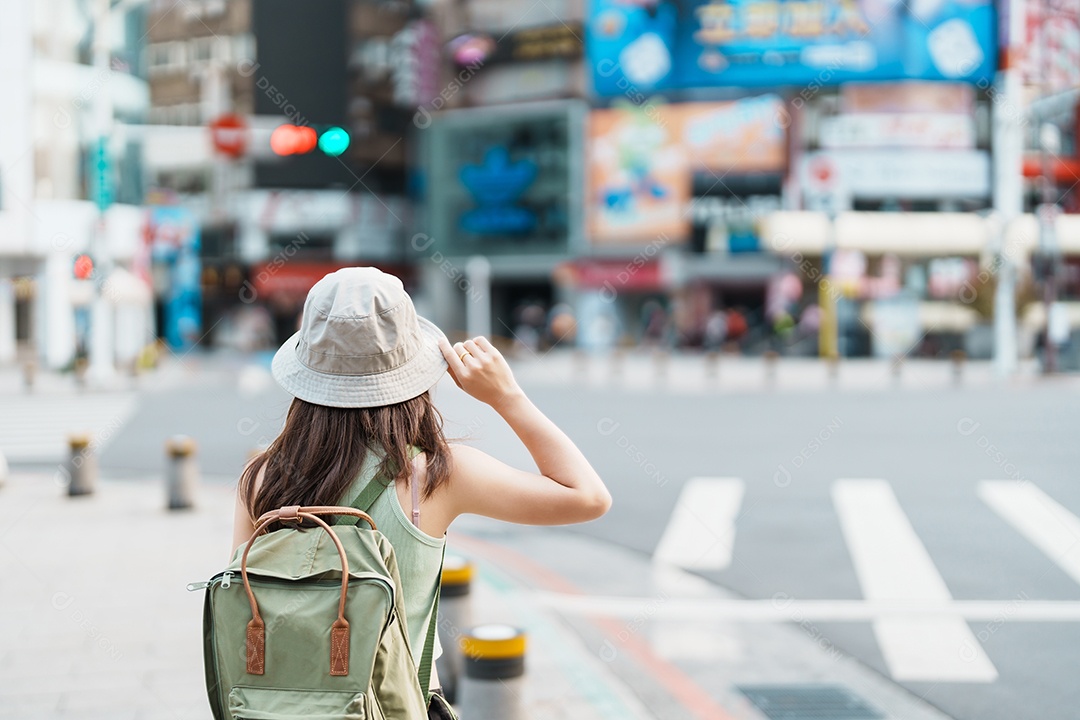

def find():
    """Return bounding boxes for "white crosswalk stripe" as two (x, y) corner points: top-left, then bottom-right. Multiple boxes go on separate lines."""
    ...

(653, 477), (744, 571)
(645, 475), (1080, 685)
(978, 480), (1080, 585)
(0, 394), (137, 462)
(833, 479), (998, 682)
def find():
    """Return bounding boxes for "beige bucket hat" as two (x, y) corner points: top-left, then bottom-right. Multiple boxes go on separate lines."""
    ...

(271, 267), (448, 408)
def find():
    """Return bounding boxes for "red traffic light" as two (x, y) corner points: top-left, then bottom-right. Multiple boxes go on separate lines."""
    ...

(270, 124), (318, 156)
(73, 254), (94, 280)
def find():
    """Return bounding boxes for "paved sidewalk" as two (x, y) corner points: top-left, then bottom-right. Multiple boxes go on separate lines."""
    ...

(0, 472), (956, 719)
(0, 474), (663, 720)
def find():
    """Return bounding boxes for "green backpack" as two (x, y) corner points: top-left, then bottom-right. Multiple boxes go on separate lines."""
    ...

(192, 483), (444, 719)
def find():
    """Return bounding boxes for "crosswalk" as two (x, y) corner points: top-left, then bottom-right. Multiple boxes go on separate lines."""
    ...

(0, 393), (138, 462)
(650, 476), (1080, 684)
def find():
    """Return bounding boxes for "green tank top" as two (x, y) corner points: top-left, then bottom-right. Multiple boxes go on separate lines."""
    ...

(341, 450), (445, 668)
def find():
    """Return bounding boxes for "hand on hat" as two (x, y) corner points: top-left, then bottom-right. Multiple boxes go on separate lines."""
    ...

(439, 336), (523, 408)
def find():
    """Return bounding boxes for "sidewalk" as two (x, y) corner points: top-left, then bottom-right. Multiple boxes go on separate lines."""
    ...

(0, 473), (952, 720)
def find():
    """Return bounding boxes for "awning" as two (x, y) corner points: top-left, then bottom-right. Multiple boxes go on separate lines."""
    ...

(762, 211), (991, 256)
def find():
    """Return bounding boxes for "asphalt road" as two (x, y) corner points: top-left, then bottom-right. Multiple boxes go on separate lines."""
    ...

(86, 353), (1080, 720)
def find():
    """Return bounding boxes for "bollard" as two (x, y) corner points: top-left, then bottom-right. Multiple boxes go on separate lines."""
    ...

(951, 349), (966, 386)
(166, 435), (198, 510)
(23, 360), (35, 392)
(572, 348), (588, 381)
(653, 348), (669, 383)
(763, 350), (779, 386)
(891, 354), (904, 383)
(459, 625), (526, 720)
(0, 448), (8, 490)
(436, 555), (474, 704)
(610, 348), (625, 380)
(67, 434), (96, 497)
(826, 352), (840, 384)
(705, 350), (720, 381)
(74, 357), (88, 388)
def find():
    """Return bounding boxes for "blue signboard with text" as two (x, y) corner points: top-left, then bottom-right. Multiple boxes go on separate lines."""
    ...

(588, 0), (996, 95)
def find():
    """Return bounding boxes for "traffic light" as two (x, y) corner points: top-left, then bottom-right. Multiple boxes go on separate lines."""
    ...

(73, 253), (94, 280)
(270, 124), (350, 157)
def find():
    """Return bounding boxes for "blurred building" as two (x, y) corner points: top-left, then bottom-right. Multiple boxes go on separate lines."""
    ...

(0, 0), (150, 370)
(415, 0), (1080, 360)
(142, 0), (422, 349)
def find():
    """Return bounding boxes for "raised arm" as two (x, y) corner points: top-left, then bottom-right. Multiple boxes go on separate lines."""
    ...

(439, 336), (612, 525)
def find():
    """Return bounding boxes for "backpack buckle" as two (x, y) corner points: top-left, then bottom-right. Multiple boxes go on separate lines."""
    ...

(279, 505), (302, 524)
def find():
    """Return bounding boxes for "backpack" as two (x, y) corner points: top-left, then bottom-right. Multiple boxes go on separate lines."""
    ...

(193, 474), (445, 719)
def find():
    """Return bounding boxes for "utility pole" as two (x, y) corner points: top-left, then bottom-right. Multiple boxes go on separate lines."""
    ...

(1036, 0), (1062, 374)
(87, 0), (115, 382)
(991, 0), (1024, 377)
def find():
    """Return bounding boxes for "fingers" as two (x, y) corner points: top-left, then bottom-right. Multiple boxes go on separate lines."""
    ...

(439, 337), (467, 376)
(462, 338), (482, 358)
(473, 336), (499, 356)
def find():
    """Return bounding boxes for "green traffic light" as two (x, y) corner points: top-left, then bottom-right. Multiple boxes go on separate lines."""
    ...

(318, 127), (350, 157)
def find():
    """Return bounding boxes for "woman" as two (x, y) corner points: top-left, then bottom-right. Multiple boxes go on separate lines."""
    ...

(231, 267), (611, 704)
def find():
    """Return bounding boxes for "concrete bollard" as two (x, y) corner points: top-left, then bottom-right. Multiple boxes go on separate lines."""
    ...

(704, 350), (720, 381)
(951, 349), (966, 386)
(610, 348), (625, 380)
(67, 434), (96, 497)
(23, 361), (35, 392)
(459, 625), (526, 720)
(653, 348), (669, 383)
(74, 357), (88, 388)
(763, 350), (779, 386)
(166, 435), (198, 510)
(826, 353), (840, 385)
(436, 556), (474, 704)
(572, 349), (588, 381)
(891, 354), (904, 383)
(0, 448), (8, 490)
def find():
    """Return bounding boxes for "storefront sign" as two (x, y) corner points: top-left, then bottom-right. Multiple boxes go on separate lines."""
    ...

(840, 82), (975, 115)
(588, 0), (996, 95)
(820, 114), (976, 149)
(450, 23), (583, 66)
(800, 150), (991, 204)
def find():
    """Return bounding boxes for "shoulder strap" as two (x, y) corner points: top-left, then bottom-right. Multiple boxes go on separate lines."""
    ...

(419, 543), (445, 703)
(338, 446), (424, 523)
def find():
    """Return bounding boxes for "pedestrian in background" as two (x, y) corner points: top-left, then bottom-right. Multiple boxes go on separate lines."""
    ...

(232, 267), (611, 713)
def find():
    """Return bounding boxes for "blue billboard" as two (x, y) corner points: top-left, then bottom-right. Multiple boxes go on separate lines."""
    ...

(588, 0), (996, 95)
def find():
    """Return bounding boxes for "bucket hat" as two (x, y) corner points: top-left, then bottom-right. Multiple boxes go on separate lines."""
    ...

(271, 267), (448, 408)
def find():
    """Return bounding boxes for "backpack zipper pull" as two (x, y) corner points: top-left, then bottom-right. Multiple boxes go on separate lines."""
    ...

(221, 571), (233, 589)
(186, 581), (210, 591)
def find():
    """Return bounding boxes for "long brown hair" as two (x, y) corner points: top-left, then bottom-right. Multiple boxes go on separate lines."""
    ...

(238, 392), (452, 522)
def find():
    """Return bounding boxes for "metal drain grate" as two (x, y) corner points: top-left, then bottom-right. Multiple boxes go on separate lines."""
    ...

(737, 684), (886, 720)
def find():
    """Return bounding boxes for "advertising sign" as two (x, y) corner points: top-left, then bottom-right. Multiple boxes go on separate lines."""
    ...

(427, 104), (581, 255)
(589, 107), (691, 245)
(146, 207), (201, 350)
(820, 114), (976, 149)
(1022, 0), (1080, 92)
(588, 96), (787, 245)
(588, 0), (996, 95)
(680, 95), (787, 172)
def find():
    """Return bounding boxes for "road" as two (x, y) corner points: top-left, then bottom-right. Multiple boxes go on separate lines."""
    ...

(7, 351), (1080, 719)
